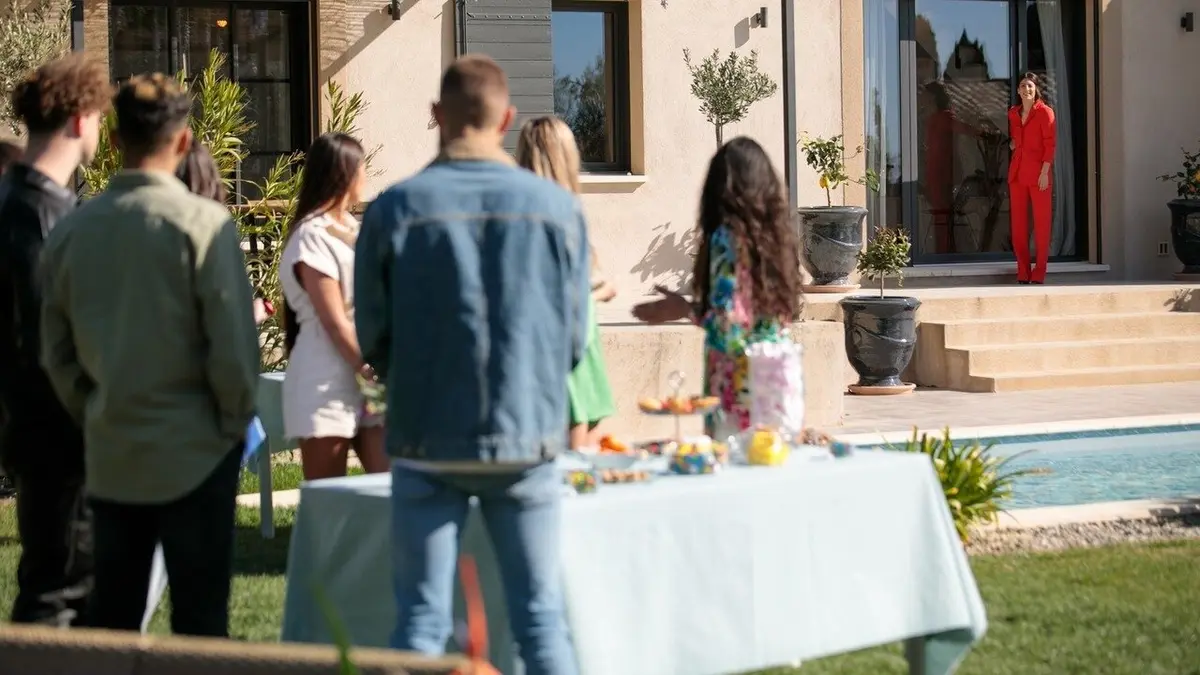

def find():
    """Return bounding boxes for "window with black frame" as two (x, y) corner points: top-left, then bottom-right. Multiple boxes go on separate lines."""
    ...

(108, 0), (310, 199)
(551, 1), (630, 172)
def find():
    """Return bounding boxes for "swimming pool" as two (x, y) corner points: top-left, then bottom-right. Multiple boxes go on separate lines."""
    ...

(870, 424), (1200, 509)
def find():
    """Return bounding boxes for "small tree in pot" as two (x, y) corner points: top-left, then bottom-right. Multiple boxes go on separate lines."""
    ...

(683, 48), (777, 150)
(1157, 143), (1200, 277)
(840, 227), (921, 395)
(798, 134), (879, 293)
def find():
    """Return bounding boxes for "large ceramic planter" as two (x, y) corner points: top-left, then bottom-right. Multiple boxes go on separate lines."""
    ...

(798, 205), (868, 293)
(840, 295), (921, 395)
(1168, 198), (1200, 276)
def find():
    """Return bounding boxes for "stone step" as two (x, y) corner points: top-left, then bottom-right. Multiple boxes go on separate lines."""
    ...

(933, 312), (1200, 347)
(805, 285), (1200, 322)
(951, 337), (1200, 373)
(979, 364), (1200, 392)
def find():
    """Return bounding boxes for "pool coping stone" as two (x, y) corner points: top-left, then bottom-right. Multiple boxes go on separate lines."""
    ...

(833, 413), (1200, 447)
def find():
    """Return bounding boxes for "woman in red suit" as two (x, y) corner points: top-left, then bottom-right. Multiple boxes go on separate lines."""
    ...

(1007, 71), (1056, 284)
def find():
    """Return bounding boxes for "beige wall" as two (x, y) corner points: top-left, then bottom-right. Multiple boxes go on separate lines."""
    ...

(79, 0), (1200, 287)
(320, 0), (849, 297)
(80, 0), (850, 295)
(1099, 0), (1200, 280)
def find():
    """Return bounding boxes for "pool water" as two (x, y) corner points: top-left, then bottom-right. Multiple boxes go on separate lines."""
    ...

(875, 425), (1200, 509)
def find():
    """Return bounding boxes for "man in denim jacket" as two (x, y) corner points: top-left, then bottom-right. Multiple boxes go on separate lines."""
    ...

(355, 55), (588, 675)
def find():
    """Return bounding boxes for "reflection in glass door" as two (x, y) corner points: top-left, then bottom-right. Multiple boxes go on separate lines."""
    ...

(914, 0), (1012, 258)
(863, 0), (1087, 264)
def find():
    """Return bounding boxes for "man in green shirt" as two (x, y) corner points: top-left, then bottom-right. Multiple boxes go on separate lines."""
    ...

(39, 73), (260, 636)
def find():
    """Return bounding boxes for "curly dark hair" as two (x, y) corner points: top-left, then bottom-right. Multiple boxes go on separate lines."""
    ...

(11, 54), (112, 135)
(692, 136), (803, 322)
(113, 73), (192, 157)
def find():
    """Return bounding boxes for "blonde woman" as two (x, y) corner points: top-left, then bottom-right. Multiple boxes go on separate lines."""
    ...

(516, 117), (616, 449)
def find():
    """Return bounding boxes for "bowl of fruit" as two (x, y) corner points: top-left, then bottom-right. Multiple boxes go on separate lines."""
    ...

(574, 435), (666, 472)
(637, 395), (721, 417)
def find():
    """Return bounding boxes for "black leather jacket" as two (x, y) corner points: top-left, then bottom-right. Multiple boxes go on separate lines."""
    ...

(0, 164), (82, 474)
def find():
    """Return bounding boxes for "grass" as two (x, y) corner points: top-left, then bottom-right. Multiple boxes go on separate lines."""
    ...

(1, 502), (1198, 673)
(236, 462), (364, 495)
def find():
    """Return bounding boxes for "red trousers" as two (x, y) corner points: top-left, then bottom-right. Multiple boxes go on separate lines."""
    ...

(1009, 181), (1052, 282)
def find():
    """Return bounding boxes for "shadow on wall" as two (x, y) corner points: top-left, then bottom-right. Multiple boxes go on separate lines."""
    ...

(630, 222), (698, 293)
(734, 17), (750, 48)
(319, 0), (414, 83)
(1164, 288), (1200, 312)
(440, 0), (456, 70)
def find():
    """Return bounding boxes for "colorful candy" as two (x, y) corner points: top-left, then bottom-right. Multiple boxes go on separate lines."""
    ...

(565, 470), (598, 494)
(669, 451), (720, 475)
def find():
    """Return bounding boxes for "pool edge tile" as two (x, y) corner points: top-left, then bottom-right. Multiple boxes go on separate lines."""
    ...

(834, 413), (1200, 447)
(982, 496), (1200, 531)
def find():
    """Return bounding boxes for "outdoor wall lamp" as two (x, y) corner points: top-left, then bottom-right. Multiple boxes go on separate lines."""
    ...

(387, 0), (402, 21)
(752, 6), (768, 28)
(1183, 12), (1195, 33)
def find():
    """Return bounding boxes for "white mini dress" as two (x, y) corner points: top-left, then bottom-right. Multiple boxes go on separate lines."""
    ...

(280, 212), (380, 439)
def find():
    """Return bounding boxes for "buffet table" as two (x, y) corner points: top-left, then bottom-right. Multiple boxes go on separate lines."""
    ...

(280, 452), (986, 675)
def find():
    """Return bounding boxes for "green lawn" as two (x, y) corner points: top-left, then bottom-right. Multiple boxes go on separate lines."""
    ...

(237, 463), (364, 495)
(1, 501), (1198, 673)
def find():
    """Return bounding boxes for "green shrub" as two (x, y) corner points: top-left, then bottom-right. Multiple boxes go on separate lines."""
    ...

(856, 226), (911, 298)
(890, 427), (1032, 543)
(0, 0), (71, 135)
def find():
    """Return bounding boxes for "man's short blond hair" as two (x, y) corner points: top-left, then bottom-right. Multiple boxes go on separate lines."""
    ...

(438, 54), (511, 129)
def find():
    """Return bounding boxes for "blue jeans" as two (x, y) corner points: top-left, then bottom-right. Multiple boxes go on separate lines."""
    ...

(390, 461), (577, 675)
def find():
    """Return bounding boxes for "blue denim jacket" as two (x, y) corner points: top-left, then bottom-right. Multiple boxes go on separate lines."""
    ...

(355, 139), (590, 464)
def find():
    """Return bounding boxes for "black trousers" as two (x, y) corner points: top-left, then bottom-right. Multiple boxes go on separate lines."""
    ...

(10, 469), (93, 626)
(87, 446), (241, 637)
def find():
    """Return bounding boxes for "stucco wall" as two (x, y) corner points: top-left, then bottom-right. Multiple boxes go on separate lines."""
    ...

(1101, 0), (1200, 280)
(322, 0), (847, 297)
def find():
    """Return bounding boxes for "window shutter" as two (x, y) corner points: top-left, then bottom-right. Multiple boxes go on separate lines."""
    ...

(458, 0), (554, 152)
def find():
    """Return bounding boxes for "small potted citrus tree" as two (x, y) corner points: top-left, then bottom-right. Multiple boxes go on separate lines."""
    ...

(1157, 143), (1200, 277)
(840, 226), (920, 395)
(799, 134), (878, 292)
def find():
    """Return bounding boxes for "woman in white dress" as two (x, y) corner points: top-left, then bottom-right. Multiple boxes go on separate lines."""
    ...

(279, 132), (388, 479)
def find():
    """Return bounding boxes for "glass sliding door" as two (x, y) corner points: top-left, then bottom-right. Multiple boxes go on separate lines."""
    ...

(863, 0), (1088, 264)
(109, 0), (311, 198)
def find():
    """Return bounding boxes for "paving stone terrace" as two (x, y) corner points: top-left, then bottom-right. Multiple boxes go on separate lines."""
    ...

(836, 381), (1200, 436)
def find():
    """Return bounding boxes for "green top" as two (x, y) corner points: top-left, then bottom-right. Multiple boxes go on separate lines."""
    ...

(40, 170), (260, 504)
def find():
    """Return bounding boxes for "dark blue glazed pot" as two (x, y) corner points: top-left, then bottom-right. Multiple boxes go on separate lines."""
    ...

(798, 206), (868, 287)
(839, 295), (921, 388)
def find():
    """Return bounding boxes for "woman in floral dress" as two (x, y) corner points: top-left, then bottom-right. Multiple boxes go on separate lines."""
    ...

(633, 137), (803, 437)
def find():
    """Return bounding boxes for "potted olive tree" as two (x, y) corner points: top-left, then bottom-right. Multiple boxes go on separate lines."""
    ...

(684, 47), (777, 150)
(1157, 143), (1200, 277)
(798, 135), (878, 292)
(840, 226), (920, 395)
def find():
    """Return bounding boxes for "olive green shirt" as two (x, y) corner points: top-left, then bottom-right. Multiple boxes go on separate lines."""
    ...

(39, 170), (260, 504)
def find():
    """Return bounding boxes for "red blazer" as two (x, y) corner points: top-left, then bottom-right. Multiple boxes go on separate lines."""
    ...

(1007, 100), (1056, 187)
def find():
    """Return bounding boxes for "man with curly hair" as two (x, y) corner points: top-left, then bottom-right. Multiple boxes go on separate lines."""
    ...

(0, 53), (110, 627)
(40, 73), (259, 637)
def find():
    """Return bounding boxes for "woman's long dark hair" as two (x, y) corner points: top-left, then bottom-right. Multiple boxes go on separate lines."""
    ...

(692, 136), (802, 323)
(283, 132), (366, 353)
(176, 143), (227, 202)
